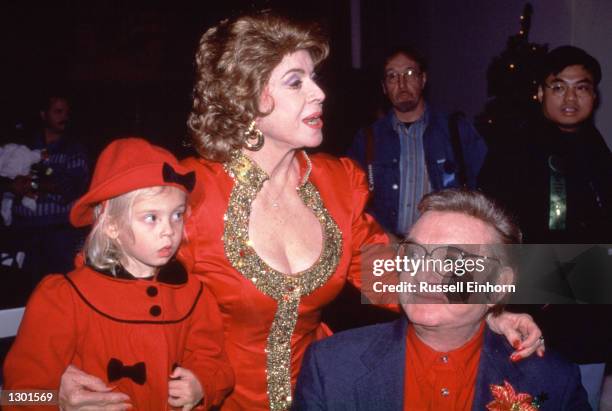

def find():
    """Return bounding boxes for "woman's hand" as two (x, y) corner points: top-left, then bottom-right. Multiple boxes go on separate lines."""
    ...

(168, 367), (204, 411)
(486, 311), (545, 361)
(59, 365), (131, 411)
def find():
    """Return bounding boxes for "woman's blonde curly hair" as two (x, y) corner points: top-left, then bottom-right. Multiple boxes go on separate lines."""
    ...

(187, 12), (329, 162)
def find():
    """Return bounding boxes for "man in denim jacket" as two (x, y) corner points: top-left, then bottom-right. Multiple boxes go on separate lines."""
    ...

(347, 46), (486, 237)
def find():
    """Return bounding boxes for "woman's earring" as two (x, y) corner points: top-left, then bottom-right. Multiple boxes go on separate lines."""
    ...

(244, 120), (264, 151)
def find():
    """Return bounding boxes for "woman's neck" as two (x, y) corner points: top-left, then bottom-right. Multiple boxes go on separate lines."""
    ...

(242, 146), (300, 185)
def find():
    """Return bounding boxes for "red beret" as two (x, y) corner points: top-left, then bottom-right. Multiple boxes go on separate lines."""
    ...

(70, 137), (197, 227)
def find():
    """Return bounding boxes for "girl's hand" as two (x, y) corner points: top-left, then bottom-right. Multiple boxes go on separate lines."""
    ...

(59, 365), (131, 411)
(486, 311), (546, 362)
(168, 367), (204, 411)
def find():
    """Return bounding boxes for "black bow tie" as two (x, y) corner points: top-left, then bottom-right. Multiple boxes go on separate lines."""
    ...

(107, 358), (147, 385)
(162, 162), (195, 193)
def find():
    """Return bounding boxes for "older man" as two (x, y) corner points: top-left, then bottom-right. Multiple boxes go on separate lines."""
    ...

(293, 189), (590, 410)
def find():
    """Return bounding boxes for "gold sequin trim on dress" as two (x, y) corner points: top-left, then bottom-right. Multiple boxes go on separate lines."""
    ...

(223, 151), (343, 410)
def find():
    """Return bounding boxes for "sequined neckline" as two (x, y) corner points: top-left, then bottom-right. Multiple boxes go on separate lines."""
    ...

(224, 149), (312, 189)
(223, 150), (343, 410)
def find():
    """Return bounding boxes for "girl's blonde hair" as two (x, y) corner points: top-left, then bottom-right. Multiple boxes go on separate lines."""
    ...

(83, 186), (180, 275)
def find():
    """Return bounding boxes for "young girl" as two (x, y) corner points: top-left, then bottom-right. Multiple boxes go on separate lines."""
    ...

(3, 138), (234, 410)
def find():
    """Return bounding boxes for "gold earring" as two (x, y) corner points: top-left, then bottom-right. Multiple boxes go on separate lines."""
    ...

(244, 120), (264, 151)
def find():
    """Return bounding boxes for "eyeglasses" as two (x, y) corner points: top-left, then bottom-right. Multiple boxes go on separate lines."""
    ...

(384, 68), (421, 84)
(395, 241), (501, 279)
(544, 81), (594, 98)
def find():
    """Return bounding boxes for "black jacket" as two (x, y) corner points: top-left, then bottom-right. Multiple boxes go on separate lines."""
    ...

(479, 117), (612, 244)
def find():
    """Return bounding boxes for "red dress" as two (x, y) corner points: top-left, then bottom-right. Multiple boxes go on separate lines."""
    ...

(3, 261), (234, 410)
(179, 151), (388, 410)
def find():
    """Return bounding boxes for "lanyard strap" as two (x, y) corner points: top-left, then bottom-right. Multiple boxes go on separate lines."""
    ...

(548, 155), (567, 230)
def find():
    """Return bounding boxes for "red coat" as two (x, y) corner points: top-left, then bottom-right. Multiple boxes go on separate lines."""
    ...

(179, 152), (389, 410)
(3, 261), (234, 410)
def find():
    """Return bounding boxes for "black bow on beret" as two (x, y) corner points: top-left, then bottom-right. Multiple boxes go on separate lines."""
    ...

(162, 163), (195, 193)
(107, 358), (147, 385)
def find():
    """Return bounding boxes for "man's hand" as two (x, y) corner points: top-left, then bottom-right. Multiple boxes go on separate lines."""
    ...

(168, 367), (204, 411)
(59, 365), (131, 411)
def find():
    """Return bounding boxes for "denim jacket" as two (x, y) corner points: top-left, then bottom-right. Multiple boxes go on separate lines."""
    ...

(347, 107), (487, 235)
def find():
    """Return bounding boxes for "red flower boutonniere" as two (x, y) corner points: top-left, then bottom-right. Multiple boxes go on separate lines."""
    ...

(486, 380), (543, 410)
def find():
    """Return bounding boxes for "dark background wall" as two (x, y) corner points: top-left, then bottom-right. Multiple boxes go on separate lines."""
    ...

(1, 0), (610, 160)
(0, 0), (353, 157)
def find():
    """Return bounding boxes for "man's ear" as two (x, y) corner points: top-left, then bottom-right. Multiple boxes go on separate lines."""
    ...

(498, 266), (515, 286)
(421, 72), (427, 89)
(381, 81), (388, 96)
(40, 110), (47, 122)
(486, 266), (515, 304)
(537, 85), (544, 103)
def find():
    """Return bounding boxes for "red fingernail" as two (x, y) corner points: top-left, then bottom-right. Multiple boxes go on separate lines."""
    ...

(512, 340), (521, 349)
(510, 354), (522, 362)
(537, 351), (544, 358)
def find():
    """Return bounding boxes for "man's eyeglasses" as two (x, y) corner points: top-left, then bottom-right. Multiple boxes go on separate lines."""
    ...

(384, 69), (421, 84)
(395, 241), (501, 279)
(544, 81), (594, 98)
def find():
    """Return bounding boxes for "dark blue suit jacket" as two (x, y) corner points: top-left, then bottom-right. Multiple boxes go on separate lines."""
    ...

(293, 318), (590, 410)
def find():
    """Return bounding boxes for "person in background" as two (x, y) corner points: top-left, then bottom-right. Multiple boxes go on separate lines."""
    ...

(0, 92), (90, 287)
(479, 45), (611, 244)
(347, 46), (487, 237)
(479, 45), (612, 409)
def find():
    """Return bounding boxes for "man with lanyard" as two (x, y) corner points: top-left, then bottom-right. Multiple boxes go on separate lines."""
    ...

(479, 45), (612, 409)
(347, 45), (487, 237)
(480, 45), (611, 244)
